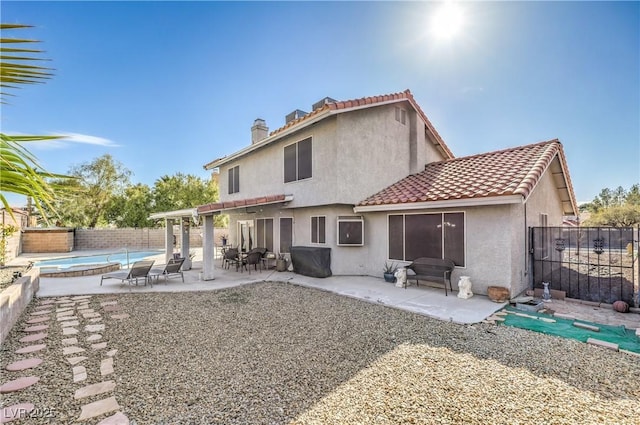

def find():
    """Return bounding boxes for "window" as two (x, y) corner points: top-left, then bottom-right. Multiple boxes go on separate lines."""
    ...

(311, 216), (326, 244)
(388, 212), (465, 266)
(228, 166), (239, 194)
(237, 220), (254, 252)
(540, 213), (549, 259)
(395, 107), (406, 125)
(284, 137), (312, 183)
(337, 216), (364, 246)
(280, 217), (293, 253)
(256, 218), (274, 252)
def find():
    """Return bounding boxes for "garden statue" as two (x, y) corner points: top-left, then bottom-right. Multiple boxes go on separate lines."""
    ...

(457, 276), (473, 299)
(394, 267), (407, 288)
(542, 282), (551, 302)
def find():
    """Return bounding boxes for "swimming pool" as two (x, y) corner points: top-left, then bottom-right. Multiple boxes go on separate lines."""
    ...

(34, 250), (162, 269)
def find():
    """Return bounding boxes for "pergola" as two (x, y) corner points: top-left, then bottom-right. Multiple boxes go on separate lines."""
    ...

(148, 208), (200, 274)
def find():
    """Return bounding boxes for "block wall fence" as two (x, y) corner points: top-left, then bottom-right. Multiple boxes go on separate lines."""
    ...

(20, 226), (228, 253)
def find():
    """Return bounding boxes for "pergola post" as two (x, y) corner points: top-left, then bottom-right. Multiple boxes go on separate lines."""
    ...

(202, 214), (215, 280)
(180, 217), (192, 270)
(164, 218), (175, 264)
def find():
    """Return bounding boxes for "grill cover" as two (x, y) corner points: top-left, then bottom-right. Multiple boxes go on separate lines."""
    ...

(290, 246), (332, 278)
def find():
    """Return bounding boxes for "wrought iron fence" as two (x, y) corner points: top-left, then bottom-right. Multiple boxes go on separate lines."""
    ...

(530, 227), (638, 306)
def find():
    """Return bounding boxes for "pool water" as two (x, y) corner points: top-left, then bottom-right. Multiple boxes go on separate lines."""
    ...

(34, 250), (162, 269)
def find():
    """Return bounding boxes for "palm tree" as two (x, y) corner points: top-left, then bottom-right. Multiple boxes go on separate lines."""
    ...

(0, 24), (70, 222)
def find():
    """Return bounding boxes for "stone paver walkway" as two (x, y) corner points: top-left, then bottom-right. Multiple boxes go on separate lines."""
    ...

(1, 295), (131, 424)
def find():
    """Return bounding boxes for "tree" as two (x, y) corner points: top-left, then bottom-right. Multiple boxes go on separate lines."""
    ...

(47, 154), (131, 227)
(585, 204), (640, 227)
(152, 173), (226, 227)
(626, 184), (640, 206)
(105, 183), (154, 228)
(0, 24), (71, 222)
(0, 134), (68, 218)
(582, 184), (640, 227)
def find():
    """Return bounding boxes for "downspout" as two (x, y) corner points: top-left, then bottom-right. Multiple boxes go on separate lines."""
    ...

(524, 200), (529, 289)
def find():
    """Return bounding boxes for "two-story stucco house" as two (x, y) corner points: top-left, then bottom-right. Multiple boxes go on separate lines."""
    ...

(197, 90), (577, 297)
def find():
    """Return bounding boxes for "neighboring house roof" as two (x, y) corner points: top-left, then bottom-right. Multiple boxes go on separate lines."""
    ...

(198, 194), (292, 215)
(355, 139), (578, 215)
(203, 89), (454, 170)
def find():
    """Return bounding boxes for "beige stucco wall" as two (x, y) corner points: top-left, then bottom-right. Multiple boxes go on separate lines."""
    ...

(217, 102), (448, 209)
(360, 205), (519, 296)
(224, 205), (368, 275)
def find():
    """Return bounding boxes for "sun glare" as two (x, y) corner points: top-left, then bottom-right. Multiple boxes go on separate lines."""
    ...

(431, 2), (465, 40)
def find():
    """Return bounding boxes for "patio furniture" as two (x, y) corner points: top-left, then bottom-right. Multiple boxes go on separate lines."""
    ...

(261, 252), (277, 269)
(223, 248), (241, 270)
(406, 257), (455, 295)
(100, 260), (155, 287)
(290, 246), (332, 278)
(149, 257), (185, 283)
(242, 251), (264, 274)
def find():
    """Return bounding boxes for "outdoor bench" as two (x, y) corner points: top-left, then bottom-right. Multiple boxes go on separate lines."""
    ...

(406, 257), (455, 296)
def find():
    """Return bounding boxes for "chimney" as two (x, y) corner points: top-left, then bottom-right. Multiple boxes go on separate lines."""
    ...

(251, 118), (268, 144)
(312, 97), (336, 111)
(285, 109), (307, 124)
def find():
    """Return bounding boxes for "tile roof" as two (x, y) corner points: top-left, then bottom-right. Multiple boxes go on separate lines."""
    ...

(204, 89), (454, 170)
(357, 139), (577, 213)
(197, 194), (288, 215)
(269, 89), (454, 159)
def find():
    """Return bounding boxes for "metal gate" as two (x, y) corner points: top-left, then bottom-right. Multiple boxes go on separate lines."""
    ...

(530, 227), (638, 306)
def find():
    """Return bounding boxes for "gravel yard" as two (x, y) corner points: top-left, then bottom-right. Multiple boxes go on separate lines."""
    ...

(1, 281), (639, 424)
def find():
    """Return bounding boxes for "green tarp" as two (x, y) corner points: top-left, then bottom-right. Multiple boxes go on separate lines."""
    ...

(499, 306), (640, 354)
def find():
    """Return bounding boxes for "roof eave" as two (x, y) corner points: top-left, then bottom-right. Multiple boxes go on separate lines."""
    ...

(353, 195), (523, 213)
(203, 110), (333, 170)
(149, 208), (198, 220)
(198, 195), (294, 215)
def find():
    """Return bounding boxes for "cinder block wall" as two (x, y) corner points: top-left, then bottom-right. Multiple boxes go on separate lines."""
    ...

(74, 226), (227, 250)
(22, 229), (74, 253)
(18, 226), (228, 254)
(74, 228), (167, 250)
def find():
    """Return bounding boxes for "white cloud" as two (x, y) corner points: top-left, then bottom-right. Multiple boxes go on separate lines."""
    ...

(21, 132), (120, 150)
(55, 132), (120, 147)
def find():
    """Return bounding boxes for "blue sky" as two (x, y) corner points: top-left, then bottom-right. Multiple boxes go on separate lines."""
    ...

(2, 1), (639, 207)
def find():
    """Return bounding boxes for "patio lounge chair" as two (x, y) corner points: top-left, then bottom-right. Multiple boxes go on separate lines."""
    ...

(100, 260), (155, 287)
(149, 257), (185, 283)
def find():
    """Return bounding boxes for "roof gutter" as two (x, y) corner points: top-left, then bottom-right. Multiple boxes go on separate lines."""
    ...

(353, 195), (523, 213)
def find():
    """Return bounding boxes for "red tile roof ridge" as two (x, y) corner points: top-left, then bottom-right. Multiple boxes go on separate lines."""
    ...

(267, 90), (453, 159)
(424, 138), (561, 168)
(269, 90), (411, 137)
(356, 138), (577, 212)
(206, 89), (455, 170)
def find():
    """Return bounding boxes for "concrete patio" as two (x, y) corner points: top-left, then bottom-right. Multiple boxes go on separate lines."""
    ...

(29, 255), (505, 325)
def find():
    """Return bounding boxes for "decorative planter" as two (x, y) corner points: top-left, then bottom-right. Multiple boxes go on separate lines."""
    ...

(487, 286), (510, 303)
(383, 272), (396, 283)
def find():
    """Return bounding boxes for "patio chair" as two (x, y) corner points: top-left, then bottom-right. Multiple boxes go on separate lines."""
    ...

(242, 251), (264, 274)
(100, 260), (155, 287)
(149, 257), (185, 283)
(223, 248), (241, 270)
